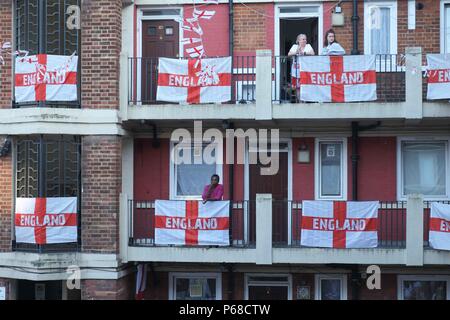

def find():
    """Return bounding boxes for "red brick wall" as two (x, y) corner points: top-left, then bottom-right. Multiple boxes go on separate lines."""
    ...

(81, 136), (122, 253)
(358, 274), (397, 300)
(0, 1), (12, 109)
(81, 0), (121, 109)
(0, 147), (12, 252)
(81, 273), (134, 300)
(233, 4), (274, 55)
(292, 138), (315, 201)
(143, 271), (169, 300)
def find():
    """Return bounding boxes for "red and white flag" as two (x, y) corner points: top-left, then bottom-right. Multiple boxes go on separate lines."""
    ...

(15, 197), (77, 245)
(301, 201), (379, 249)
(135, 263), (148, 300)
(299, 55), (377, 102)
(155, 200), (230, 246)
(426, 54), (450, 100)
(157, 57), (231, 104)
(15, 54), (78, 103)
(429, 202), (450, 251)
(186, 45), (205, 58)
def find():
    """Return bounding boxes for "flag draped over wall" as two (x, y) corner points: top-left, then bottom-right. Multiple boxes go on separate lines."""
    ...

(157, 57), (231, 104)
(429, 202), (450, 251)
(299, 55), (377, 102)
(426, 54), (450, 100)
(301, 201), (379, 249)
(15, 197), (78, 245)
(15, 54), (78, 103)
(155, 200), (230, 246)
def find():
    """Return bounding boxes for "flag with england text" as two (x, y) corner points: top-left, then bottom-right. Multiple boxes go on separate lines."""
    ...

(299, 55), (377, 102)
(156, 57), (231, 104)
(429, 202), (450, 251)
(155, 200), (230, 246)
(301, 200), (379, 248)
(426, 54), (450, 100)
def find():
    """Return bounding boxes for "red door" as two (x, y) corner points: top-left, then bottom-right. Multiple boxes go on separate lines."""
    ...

(249, 152), (289, 245)
(141, 20), (179, 103)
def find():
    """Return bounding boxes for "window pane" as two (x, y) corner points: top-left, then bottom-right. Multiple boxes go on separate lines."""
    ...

(321, 279), (341, 300)
(320, 142), (342, 196)
(403, 281), (447, 300)
(402, 142), (446, 196)
(175, 278), (216, 300)
(370, 7), (391, 54)
(176, 146), (217, 196)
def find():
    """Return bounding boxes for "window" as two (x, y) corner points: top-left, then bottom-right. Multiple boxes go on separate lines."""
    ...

(399, 139), (448, 199)
(398, 276), (450, 300)
(364, 1), (398, 54)
(14, 0), (80, 108)
(315, 275), (347, 300)
(245, 274), (292, 300)
(443, 2), (450, 53)
(315, 139), (347, 200)
(171, 143), (222, 199)
(169, 273), (221, 300)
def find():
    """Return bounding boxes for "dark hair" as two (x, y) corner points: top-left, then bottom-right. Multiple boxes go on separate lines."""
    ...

(324, 29), (338, 47)
(211, 174), (220, 182)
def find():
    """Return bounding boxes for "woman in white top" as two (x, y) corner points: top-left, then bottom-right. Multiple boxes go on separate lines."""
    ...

(288, 34), (315, 101)
(322, 29), (346, 56)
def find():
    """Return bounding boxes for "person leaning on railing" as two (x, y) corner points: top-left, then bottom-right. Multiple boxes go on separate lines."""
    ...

(322, 29), (346, 56)
(202, 174), (224, 204)
(288, 34), (315, 101)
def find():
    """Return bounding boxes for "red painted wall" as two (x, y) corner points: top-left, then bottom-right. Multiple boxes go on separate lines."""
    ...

(292, 138), (315, 201)
(183, 4), (229, 57)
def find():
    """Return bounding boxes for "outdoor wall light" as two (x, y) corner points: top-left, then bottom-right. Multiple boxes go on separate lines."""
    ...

(332, 5), (345, 27)
(297, 144), (310, 164)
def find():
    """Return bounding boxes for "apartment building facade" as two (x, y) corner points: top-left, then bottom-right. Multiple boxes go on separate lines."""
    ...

(0, 0), (449, 300)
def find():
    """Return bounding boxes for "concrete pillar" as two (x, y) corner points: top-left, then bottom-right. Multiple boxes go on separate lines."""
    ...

(256, 193), (272, 265)
(119, 52), (129, 120)
(255, 50), (273, 120)
(406, 194), (424, 266)
(120, 137), (133, 263)
(404, 47), (423, 120)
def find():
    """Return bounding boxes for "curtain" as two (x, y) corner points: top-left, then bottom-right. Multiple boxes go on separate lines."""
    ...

(403, 281), (447, 300)
(403, 142), (446, 196)
(370, 7), (391, 54)
(320, 143), (342, 196)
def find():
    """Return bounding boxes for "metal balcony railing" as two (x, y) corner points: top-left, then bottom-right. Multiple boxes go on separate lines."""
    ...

(272, 54), (406, 103)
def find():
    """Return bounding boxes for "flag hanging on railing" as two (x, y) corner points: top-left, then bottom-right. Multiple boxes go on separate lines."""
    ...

(301, 201), (379, 248)
(157, 57), (231, 104)
(298, 55), (377, 102)
(135, 263), (148, 300)
(15, 197), (78, 245)
(155, 200), (230, 246)
(429, 202), (450, 251)
(426, 54), (450, 100)
(15, 54), (78, 103)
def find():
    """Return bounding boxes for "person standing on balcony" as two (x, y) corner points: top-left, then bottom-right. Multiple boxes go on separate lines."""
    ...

(202, 174), (224, 204)
(288, 34), (315, 101)
(322, 29), (346, 55)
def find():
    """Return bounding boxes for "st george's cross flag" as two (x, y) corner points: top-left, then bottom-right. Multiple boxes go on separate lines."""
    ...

(426, 54), (450, 100)
(15, 197), (78, 245)
(157, 57), (231, 104)
(429, 202), (450, 251)
(155, 200), (230, 246)
(301, 201), (379, 248)
(298, 55), (377, 102)
(15, 54), (78, 103)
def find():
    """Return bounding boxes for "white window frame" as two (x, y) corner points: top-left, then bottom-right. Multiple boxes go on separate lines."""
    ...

(169, 141), (223, 200)
(315, 138), (348, 200)
(441, 0), (450, 53)
(244, 273), (292, 300)
(315, 274), (348, 300)
(169, 272), (222, 300)
(398, 275), (450, 300)
(397, 137), (450, 201)
(364, 0), (398, 55)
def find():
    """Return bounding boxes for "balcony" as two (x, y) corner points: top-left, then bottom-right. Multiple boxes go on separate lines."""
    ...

(122, 47), (450, 122)
(120, 194), (450, 266)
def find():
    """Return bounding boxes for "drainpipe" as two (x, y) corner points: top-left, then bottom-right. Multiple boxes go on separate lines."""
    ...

(226, 264), (234, 299)
(229, 0), (234, 101)
(351, 0), (360, 55)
